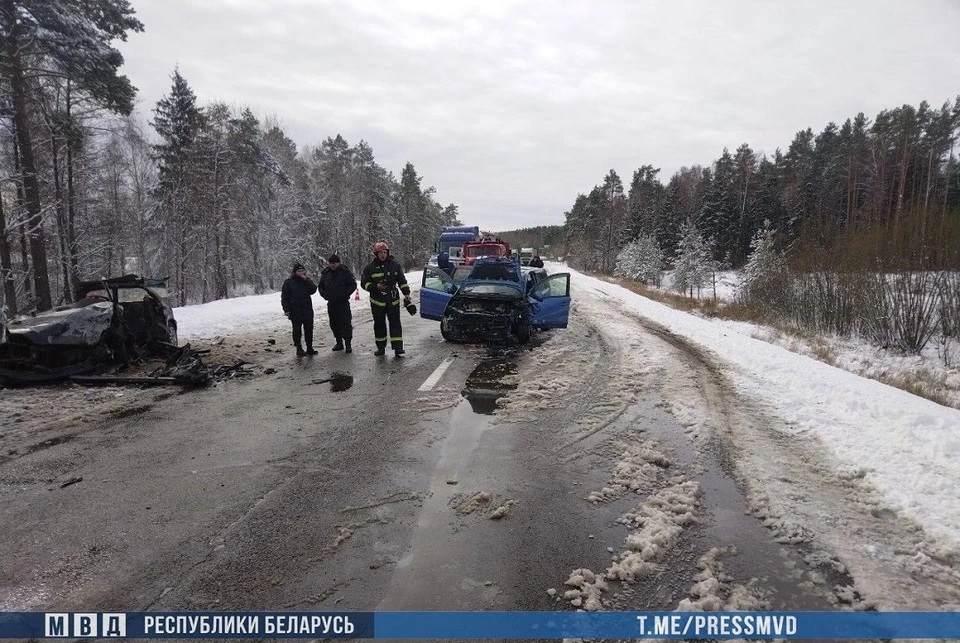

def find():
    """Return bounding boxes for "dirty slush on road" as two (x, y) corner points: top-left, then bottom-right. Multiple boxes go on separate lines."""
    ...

(483, 283), (960, 618)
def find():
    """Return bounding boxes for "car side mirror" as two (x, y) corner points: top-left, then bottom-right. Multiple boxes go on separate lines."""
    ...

(530, 289), (545, 302)
(446, 282), (456, 294)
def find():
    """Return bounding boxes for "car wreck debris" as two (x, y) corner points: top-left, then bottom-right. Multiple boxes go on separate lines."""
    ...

(0, 275), (179, 385)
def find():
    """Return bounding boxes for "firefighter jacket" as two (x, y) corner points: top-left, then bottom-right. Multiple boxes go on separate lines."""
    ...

(361, 255), (410, 307)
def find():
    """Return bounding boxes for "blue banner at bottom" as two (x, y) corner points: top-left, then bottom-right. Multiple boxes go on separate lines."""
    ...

(2, 610), (960, 639)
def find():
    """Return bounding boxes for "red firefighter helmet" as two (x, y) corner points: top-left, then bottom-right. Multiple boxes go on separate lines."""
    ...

(373, 241), (389, 253)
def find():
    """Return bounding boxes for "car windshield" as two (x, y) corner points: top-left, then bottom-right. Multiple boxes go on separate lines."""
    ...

(466, 245), (501, 257)
(469, 263), (519, 281)
(146, 285), (171, 300)
(452, 266), (474, 284)
(115, 287), (155, 303)
(458, 283), (521, 297)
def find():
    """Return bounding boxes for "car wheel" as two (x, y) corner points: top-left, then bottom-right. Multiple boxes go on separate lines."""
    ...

(514, 320), (531, 345)
(440, 315), (456, 342)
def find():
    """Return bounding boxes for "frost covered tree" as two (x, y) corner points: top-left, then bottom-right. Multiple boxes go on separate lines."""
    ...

(615, 234), (663, 286)
(0, 0), (143, 310)
(739, 219), (789, 311)
(672, 219), (713, 297)
(151, 69), (204, 305)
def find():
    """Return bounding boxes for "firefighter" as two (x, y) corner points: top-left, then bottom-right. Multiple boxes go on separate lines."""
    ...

(361, 241), (411, 357)
(318, 254), (357, 353)
(280, 263), (318, 356)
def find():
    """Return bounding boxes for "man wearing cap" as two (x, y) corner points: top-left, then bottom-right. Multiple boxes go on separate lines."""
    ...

(281, 263), (318, 356)
(361, 241), (411, 357)
(318, 254), (358, 353)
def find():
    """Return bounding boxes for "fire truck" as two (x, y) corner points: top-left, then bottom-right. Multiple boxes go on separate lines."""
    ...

(462, 235), (511, 265)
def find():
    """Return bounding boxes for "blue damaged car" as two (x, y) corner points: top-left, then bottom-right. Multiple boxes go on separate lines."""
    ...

(419, 258), (570, 344)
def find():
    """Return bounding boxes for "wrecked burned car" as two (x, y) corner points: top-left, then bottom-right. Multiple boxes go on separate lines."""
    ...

(419, 258), (570, 344)
(0, 275), (178, 384)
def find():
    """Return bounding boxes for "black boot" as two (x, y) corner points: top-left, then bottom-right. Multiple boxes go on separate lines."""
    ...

(332, 339), (344, 351)
(374, 346), (385, 356)
(296, 345), (306, 357)
(394, 348), (405, 357)
(344, 340), (352, 353)
(306, 345), (318, 355)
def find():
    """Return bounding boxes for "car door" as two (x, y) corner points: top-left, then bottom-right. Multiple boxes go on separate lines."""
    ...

(528, 273), (571, 329)
(420, 266), (456, 320)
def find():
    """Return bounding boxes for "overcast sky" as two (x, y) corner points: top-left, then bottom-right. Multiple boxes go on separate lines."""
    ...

(117, 0), (960, 232)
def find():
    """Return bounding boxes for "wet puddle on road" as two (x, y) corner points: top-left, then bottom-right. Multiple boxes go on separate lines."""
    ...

(329, 372), (354, 392)
(310, 372), (354, 392)
(460, 359), (518, 415)
(379, 397), (502, 610)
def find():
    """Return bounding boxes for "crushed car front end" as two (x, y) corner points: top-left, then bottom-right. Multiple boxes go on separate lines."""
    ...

(0, 275), (178, 385)
(440, 284), (530, 344)
(0, 302), (117, 383)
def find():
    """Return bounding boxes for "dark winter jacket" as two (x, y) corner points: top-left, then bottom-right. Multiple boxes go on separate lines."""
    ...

(281, 275), (317, 320)
(318, 265), (358, 302)
(361, 254), (410, 306)
(530, 256), (544, 268)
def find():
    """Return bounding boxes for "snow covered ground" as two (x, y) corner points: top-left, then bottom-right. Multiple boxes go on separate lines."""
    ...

(174, 271), (425, 342)
(559, 265), (960, 557)
(649, 269), (960, 408)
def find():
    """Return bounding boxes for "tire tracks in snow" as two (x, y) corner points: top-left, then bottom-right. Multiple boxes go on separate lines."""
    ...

(610, 298), (960, 610)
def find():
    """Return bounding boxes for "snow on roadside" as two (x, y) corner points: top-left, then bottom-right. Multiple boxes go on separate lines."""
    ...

(173, 271), (424, 342)
(569, 268), (960, 554)
(174, 292), (287, 341)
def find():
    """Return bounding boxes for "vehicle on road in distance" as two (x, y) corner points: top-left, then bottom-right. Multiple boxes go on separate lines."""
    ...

(419, 257), (570, 344)
(431, 225), (479, 267)
(519, 247), (535, 265)
(463, 235), (511, 266)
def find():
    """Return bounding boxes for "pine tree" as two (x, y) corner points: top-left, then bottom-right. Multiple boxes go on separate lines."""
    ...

(699, 148), (738, 263)
(672, 219), (712, 297)
(615, 234), (663, 286)
(739, 220), (789, 313)
(0, 0), (143, 310)
(151, 69), (204, 305)
(597, 170), (626, 273)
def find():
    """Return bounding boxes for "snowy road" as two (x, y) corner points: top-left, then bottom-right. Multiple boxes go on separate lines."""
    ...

(2, 270), (959, 622)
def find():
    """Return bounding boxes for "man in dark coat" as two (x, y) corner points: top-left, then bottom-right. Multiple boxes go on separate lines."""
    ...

(318, 254), (358, 353)
(281, 263), (318, 356)
(361, 241), (411, 357)
(530, 255), (545, 268)
(437, 250), (454, 276)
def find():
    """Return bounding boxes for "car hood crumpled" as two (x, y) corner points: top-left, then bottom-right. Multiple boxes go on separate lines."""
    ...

(4, 302), (113, 345)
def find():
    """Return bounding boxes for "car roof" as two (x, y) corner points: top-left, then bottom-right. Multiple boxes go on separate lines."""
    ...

(75, 274), (168, 298)
(467, 259), (521, 282)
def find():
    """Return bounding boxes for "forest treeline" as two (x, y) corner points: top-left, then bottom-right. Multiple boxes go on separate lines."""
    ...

(0, 1), (458, 313)
(565, 98), (960, 361)
(497, 225), (566, 258)
(564, 98), (960, 275)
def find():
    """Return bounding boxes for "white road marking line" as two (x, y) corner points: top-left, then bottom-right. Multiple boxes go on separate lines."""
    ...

(418, 357), (455, 391)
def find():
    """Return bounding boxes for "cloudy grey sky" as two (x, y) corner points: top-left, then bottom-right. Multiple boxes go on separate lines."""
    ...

(117, 0), (960, 231)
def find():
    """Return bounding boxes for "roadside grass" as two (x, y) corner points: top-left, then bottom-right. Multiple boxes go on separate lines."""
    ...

(599, 274), (959, 410)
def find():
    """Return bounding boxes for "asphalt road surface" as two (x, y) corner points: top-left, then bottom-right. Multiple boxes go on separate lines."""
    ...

(3, 284), (959, 641)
